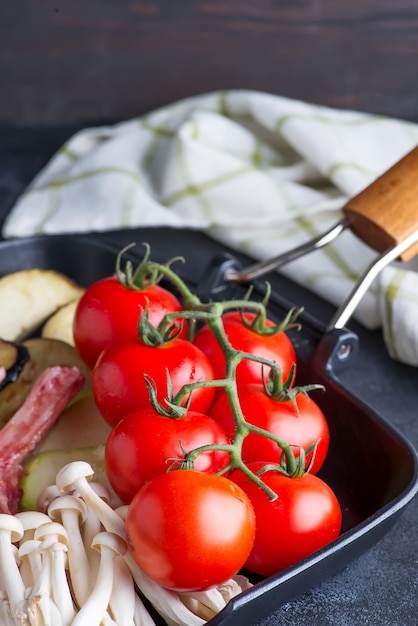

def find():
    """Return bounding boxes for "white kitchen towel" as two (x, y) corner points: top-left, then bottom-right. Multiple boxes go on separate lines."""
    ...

(3, 90), (418, 365)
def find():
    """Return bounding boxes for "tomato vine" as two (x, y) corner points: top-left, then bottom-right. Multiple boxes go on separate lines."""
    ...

(129, 247), (321, 501)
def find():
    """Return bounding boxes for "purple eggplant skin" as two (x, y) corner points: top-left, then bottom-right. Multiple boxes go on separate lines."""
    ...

(0, 340), (29, 391)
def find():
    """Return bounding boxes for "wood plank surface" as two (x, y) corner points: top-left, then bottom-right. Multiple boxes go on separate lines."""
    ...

(1, 1), (418, 123)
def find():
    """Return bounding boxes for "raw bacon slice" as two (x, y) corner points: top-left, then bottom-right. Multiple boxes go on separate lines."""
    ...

(0, 365), (84, 514)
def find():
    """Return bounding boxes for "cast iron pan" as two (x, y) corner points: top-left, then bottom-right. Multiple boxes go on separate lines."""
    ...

(0, 230), (416, 626)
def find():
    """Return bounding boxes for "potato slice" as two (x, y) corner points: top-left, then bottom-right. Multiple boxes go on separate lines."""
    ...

(0, 337), (91, 428)
(0, 268), (84, 341)
(41, 298), (81, 346)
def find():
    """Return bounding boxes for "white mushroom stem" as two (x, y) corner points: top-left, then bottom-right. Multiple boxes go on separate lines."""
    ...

(101, 615), (118, 626)
(0, 514), (26, 619)
(55, 462), (206, 626)
(108, 555), (137, 626)
(179, 574), (254, 620)
(0, 591), (15, 626)
(179, 578), (252, 618)
(17, 539), (43, 591)
(15, 596), (30, 625)
(78, 482), (110, 578)
(15, 511), (51, 588)
(120, 541), (207, 626)
(34, 522), (74, 626)
(180, 588), (228, 615)
(114, 505), (129, 521)
(133, 594), (157, 626)
(11, 545), (32, 625)
(47, 494), (91, 608)
(49, 544), (73, 626)
(179, 572), (254, 619)
(177, 594), (217, 622)
(26, 535), (63, 626)
(80, 507), (101, 578)
(218, 575), (253, 602)
(71, 531), (126, 626)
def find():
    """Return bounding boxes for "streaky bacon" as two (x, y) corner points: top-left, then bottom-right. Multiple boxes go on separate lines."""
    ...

(0, 365), (85, 514)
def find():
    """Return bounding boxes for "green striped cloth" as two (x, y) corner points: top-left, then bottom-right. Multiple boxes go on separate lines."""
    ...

(4, 90), (418, 365)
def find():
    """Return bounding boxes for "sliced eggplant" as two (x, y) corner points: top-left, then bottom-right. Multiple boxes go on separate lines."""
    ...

(18, 444), (122, 511)
(0, 337), (91, 428)
(0, 339), (30, 391)
(41, 298), (81, 346)
(0, 268), (84, 342)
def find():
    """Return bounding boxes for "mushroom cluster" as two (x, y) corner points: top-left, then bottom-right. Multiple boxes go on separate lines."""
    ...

(0, 461), (252, 625)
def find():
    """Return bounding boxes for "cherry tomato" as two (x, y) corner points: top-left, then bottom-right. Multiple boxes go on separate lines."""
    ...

(193, 311), (296, 388)
(210, 384), (329, 474)
(126, 470), (256, 591)
(229, 462), (342, 576)
(91, 337), (216, 426)
(73, 276), (186, 368)
(105, 407), (230, 503)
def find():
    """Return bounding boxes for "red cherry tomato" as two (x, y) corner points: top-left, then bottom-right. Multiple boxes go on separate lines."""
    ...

(210, 384), (329, 474)
(229, 462), (342, 577)
(193, 311), (296, 388)
(126, 470), (256, 591)
(91, 337), (215, 426)
(105, 407), (230, 503)
(73, 276), (185, 368)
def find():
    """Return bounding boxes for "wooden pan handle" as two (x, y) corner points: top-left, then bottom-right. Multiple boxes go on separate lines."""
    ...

(342, 146), (418, 261)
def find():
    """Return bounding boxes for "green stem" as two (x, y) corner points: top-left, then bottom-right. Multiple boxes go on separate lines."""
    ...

(136, 254), (313, 499)
(147, 261), (202, 309)
(158, 298), (267, 338)
(179, 304), (302, 496)
(181, 442), (279, 501)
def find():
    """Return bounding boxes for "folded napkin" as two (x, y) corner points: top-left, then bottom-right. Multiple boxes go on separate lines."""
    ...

(4, 90), (418, 365)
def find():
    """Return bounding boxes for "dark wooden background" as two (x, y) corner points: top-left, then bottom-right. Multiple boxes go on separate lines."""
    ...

(2, 0), (418, 125)
(1, 4), (418, 626)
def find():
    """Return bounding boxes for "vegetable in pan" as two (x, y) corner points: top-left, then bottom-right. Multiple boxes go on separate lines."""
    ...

(0, 243), (342, 625)
(73, 243), (186, 369)
(79, 245), (342, 589)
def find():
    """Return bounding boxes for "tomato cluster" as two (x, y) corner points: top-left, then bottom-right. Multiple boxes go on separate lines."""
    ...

(73, 246), (342, 592)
